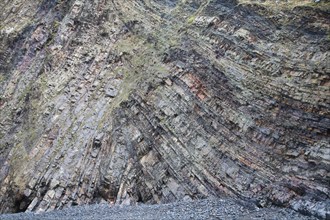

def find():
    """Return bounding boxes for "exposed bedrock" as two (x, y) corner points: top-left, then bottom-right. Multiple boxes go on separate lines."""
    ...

(0, 0), (329, 219)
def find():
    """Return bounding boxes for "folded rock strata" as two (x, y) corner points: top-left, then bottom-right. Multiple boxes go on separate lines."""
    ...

(0, 0), (329, 219)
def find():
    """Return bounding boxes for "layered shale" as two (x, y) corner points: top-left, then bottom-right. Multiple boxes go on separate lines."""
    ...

(0, 0), (329, 219)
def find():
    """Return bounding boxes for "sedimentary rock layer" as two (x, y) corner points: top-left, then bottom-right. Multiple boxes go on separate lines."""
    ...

(0, 0), (329, 218)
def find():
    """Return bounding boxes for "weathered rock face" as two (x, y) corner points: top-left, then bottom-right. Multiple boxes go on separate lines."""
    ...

(0, 0), (329, 218)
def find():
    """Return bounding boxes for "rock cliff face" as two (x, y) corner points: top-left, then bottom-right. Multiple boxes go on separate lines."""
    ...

(0, 0), (329, 218)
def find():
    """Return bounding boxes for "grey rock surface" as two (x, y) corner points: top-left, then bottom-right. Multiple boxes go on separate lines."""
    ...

(0, 0), (329, 219)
